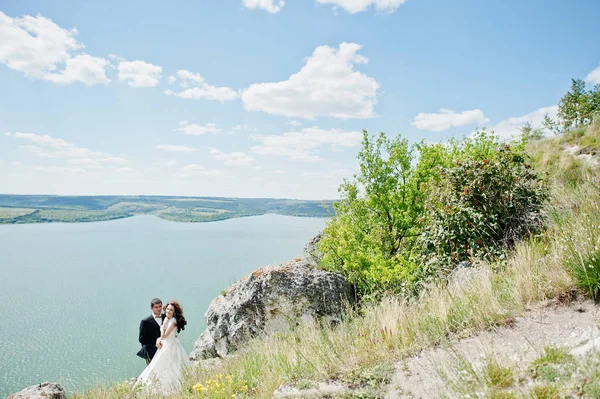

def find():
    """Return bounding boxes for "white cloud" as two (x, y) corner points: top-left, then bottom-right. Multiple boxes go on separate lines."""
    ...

(115, 167), (137, 174)
(234, 124), (251, 131)
(118, 59), (162, 87)
(302, 170), (349, 181)
(289, 120), (302, 127)
(168, 75), (177, 84)
(490, 105), (558, 140)
(242, 42), (378, 119)
(210, 148), (256, 166)
(0, 11), (80, 78)
(316, 0), (407, 14)
(98, 156), (128, 164)
(165, 70), (239, 102)
(411, 108), (489, 132)
(165, 160), (178, 166)
(176, 121), (221, 135)
(32, 165), (84, 174)
(242, 0), (285, 13)
(0, 12), (110, 85)
(13, 132), (126, 162)
(181, 164), (223, 176)
(67, 158), (103, 169)
(44, 53), (110, 85)
(155, 144), (197, 153)
(585, 64), (600, 85)
(251, 127), (362, 162)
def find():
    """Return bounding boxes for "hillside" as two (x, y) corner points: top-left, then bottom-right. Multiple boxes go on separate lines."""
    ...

(60, 117), (600, 399)
(0, 195), (334, 224)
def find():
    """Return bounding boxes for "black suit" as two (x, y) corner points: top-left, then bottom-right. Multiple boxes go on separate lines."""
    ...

(137, 314), (165, 362)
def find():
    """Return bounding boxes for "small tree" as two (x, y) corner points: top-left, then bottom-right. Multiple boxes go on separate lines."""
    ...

(520, 122), (544, 143)
(318, 131), (431, 298)
(558, 79), (600, 131)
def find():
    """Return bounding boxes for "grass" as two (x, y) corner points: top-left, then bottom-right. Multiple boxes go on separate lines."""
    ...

(73, 122), (600, 398)
(75, 187), (589, 398)
(484, 357), (515, 389)
(5, 209), (132, 223)
(431, 346), (599, 398)
(0, 207), (35, 219)
(530, 347), (576, 384)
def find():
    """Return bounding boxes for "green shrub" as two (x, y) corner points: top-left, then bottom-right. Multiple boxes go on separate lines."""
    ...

(529, 384), (559, 399)
(566, 248), (600, 300)
(319, 129), (550, 298)
(420, 131), (549, 267)
(483, 357), (515, 388)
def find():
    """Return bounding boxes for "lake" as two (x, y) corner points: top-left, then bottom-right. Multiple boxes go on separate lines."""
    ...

(0, 214), (325, 396)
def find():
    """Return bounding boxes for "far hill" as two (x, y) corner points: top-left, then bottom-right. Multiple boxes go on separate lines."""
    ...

(0, 195), (334, 224)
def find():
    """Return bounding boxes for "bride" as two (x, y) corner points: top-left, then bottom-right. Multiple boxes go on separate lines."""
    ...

(137, 300), (191, 394)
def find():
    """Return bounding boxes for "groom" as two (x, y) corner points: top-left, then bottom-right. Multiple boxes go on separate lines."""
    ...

(137, 298), (165, 364)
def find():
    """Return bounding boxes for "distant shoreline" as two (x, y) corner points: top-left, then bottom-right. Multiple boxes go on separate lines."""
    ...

(0, 194), (335, 224)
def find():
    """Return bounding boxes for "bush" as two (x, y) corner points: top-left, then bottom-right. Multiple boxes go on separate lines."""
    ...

(318, 131), (427, 298)
(566, 248), (600, 300)
(420, 131), (549, 267)
(319, 129), (549, 299)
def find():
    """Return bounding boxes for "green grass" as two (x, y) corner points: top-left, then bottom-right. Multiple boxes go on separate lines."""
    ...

(529, 384), (559, 399)
(106, 201), (166, 213)
(484, 357), (515, 389)
(2, 209), (132, 223)
(531, 346), (575, 368)
(0, 207), (35, 219)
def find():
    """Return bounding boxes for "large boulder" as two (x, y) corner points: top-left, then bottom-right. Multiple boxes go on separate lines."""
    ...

(190, 258), (354, 360)
(7, 382), (66, 399)
(303, 232), (324, 265)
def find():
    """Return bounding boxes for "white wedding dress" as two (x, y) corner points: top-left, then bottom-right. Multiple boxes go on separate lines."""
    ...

(137, 317), (191, 395)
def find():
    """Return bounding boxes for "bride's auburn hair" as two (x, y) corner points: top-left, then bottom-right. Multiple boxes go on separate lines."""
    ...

(166, 300), (187, 333)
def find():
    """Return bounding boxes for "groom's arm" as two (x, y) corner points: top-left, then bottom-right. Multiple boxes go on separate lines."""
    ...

(139, 320), (146, 345)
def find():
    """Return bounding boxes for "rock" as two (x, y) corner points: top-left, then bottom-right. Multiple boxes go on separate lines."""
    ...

(303, 232), (323, 265)
(447, 262), (490, 294)
(190, 258), (354, 360)
(274, 382), (350, 398)
(7, 382), (66, 399)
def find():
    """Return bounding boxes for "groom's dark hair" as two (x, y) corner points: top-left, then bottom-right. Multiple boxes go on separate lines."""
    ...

(150, 298), (162, 307)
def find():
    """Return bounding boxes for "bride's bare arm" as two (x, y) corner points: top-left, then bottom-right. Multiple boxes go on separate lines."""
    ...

(156, 320), (177, 347)
(161, 321), (177, 338)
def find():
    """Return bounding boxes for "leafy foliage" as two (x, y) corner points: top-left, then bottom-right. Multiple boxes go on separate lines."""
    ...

(319, 129), (549, 299)
(566, 248), (600, 300)
(420, 132), (549, 266)
(558, 79), (600, 131)
(318, 131), (426, 297)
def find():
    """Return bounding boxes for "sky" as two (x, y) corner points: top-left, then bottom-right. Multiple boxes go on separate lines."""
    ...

(1, 0), (599, 200)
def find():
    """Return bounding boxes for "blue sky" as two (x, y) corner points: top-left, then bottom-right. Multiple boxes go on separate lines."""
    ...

(1, 0), (599, 199)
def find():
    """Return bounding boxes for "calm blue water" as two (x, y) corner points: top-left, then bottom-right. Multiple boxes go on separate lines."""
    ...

(0, 214), (325, 396)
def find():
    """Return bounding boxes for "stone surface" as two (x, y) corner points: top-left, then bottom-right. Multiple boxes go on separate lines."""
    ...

(274, 382), (350, 398)
(303, 232), (323, 265)
(7, 382), (66, 399)
(447, 262), (490, 294)
(190, 258), (354, 359)
(385, 301), (600, 399)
